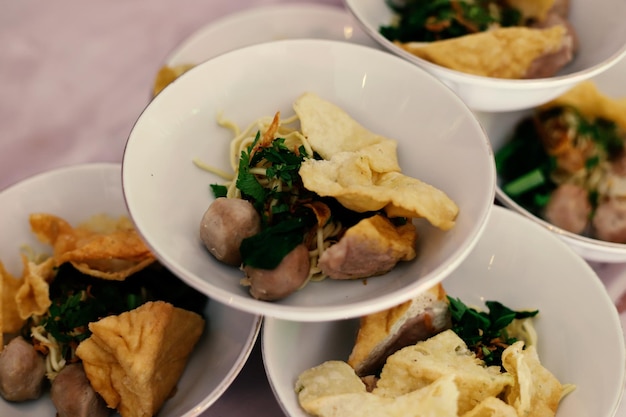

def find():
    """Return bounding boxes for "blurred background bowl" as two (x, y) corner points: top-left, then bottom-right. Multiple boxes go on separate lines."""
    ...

(0, 163), (261, 417)
(344, 0), (626, 112)
(262, 205), (625, 417)
(122, 39), (495, 322)
(477, 54), (626, 263)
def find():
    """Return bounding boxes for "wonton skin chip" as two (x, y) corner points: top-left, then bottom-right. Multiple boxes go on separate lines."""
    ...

(300, 154), (458, 230)
(152, 63), (195, 97)
(76, 301), (205, 417)
(14, 255), (55, 320)
(0, 261), (26, 338)
(30, 213), (156, 281)
(373, 329), (513, 415)
(540, 80), (626, 130)
(462, 396), (519, 417)
(398, 25), (568, 79)
(501, 341), (563, 417)
(294, 92), (400, 166)
(296, 361), (459, 417)
(295, 92), (458, 230)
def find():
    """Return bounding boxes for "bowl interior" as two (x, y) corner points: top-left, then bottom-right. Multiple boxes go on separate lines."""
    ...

(0, 163), (261, 417)
(122, 39), (495, 322)
(262, 205), (626, 417)
(474, 55), (626, 262)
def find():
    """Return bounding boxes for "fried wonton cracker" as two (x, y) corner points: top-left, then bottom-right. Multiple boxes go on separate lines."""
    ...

(540, 80), (626, 130)
(300, 154), (458, 230)
(76, 301), (205, 417)
(462, 396), (518, 417)
(501, 341), (564, 417)
(397, 25), (568, 79)
(0, 262), (26, 348)
(296, 360), (460, 417)
(1, 258), (50, 340)
(29, 213), (155, 281)
(295, 92), (458, 229)
(294, 92), (400, 168)
(374, 330), (514, 415)
(14, 255), (55, 320)
(152, 63), (195, 97)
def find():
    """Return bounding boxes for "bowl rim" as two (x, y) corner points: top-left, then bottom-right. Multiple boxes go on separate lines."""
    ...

(0, 162), (122, 194)
(344, 0), (626, 89)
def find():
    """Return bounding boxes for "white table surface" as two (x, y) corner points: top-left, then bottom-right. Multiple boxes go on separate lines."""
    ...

(2, 1), (625, 416)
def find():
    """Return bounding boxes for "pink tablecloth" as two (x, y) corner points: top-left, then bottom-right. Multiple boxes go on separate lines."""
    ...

(1, 1), (625, 416)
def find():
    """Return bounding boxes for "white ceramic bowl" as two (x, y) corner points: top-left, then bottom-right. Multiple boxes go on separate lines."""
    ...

(344, 0), (626, 112)
(476, 54), (626, 263)
(163, 2), (380, 67)
(263, 205), (626, 417)
(0, 163), (261, 417)
(122, 39), (496, 322)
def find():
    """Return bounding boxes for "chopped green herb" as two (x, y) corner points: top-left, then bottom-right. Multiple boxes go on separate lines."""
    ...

(32, 262), (207, 363)
(240, 216), (312, 269)
(448, 296), (538, 367)
(210, 184), (228, 198)
(380, 0), (522, 43)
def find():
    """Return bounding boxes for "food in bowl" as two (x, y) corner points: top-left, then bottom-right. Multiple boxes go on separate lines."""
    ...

(294, 283), (573, 417)
(380, 0), (577, 79)
(123, 39), (495, 321)
(0, 211), (207, 417)
(197, 92), (459, 301)
(496, 81), (626, 243)
(262, 205), (625, 416)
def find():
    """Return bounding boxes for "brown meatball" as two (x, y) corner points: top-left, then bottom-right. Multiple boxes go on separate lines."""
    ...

(592, 198), (626, 243)
(526, 4), (578, 79)
(199, 197), (261, 266)
(243, 243), (310, 301)
(543, 183), (591, 234)
(51, 363), (110, 417)
(0, 336), (46, 402)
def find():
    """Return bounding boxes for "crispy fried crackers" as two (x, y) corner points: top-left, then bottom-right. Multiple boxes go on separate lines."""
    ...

(296, 330), (566, 417)
(295, 93), (459, 230)
(1, 213), (155, 348)
(540, 80), (626, 130)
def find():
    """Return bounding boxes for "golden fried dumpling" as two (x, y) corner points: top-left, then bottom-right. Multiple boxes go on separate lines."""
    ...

(76, 301), (205, 417)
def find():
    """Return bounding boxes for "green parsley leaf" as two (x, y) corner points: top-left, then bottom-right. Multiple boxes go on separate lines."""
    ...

(448, 296), (538, 367)
(240, 217), (308, 269)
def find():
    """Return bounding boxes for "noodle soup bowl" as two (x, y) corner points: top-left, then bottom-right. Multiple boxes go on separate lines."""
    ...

(0, 163), (261, 417)
(122, 39), (496, 322)
(263, 206), (625, 417)
(476, 54), (626, 263)
(345, 0), (626, 112)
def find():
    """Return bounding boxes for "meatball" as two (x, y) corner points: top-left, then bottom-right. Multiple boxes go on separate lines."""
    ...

(243, 243), (310, 301)
(51, 363), (110, 417)
(592, 198), (626, 243)
(0, 336), (46, 402)
(543, 183), (591, 234)
(199, 197), (261, 266)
